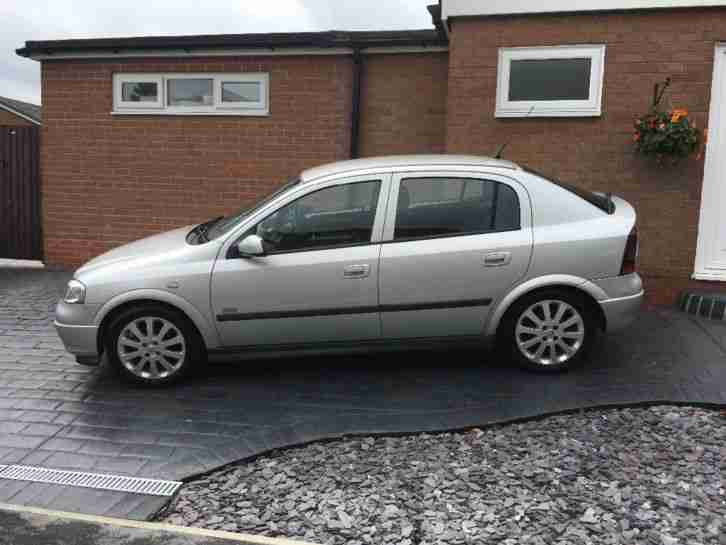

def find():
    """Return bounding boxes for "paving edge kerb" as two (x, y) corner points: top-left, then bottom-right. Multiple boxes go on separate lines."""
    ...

(158, 400), (726, 510)
(0, 502), (323, 545)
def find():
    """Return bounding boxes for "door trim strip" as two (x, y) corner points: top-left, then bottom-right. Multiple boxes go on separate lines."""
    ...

(216, 298), (492, 322)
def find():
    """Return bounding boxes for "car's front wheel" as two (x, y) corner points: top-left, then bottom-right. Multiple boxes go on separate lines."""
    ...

(501, 289), (597, 372)
(105, 304), (204, 386)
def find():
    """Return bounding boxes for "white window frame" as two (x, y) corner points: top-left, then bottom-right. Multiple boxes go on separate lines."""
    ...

(495, 45), (606, 118)
(217, 74), (268, 111)
(113, 74), (163, 111)
(112, 73), (270, 116)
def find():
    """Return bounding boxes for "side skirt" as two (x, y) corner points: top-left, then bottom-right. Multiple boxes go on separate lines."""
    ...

(207, 335), (490, 362)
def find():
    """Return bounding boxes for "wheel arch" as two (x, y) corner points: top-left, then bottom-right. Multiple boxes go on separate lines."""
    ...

(486, 275), (608, 339)
(94, 290), (219, 356)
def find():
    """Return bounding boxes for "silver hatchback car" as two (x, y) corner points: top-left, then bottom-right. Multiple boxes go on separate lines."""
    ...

(55, 155), (643, 385)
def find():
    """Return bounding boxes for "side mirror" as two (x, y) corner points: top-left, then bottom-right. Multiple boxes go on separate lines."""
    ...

(237, 235), (266, 257)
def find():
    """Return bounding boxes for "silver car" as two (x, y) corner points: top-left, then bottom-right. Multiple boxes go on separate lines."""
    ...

(55, 155), (643, 385)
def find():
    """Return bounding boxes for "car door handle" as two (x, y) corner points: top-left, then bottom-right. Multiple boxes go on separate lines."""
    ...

(343, 264), (371, 278)
(483, 252), (512, 267)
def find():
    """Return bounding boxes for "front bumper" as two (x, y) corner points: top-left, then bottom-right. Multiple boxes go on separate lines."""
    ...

(600, 290), (644, 332)
(54, 299), (101, 365)
(54, 321), (100, 363)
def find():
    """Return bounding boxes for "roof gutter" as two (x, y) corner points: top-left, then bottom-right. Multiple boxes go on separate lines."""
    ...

(17, 45), (449, 61)
(16, 31), (448, 61)
(427, 3), (449, 40)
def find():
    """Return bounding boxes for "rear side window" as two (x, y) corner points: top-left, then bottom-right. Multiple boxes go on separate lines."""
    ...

(394, 177), (520, 241)
(524, 167), (614, 214)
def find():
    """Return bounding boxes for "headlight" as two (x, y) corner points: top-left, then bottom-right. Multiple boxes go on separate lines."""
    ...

(64, 280), (86, 304)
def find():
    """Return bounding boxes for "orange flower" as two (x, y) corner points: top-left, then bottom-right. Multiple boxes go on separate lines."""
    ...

(671, 109), (689, 123)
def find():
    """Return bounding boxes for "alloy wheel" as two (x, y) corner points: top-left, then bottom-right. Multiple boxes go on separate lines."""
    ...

(515, 299), (585, 366)
(116, 316), (187, 380)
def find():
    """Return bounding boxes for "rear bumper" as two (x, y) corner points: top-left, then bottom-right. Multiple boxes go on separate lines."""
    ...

(54, 321), (100, 364)
(599, 290), (644, 332)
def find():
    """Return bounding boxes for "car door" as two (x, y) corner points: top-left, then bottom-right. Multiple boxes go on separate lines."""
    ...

(378, 171), (532, 339)
(211, 174), (391, 348)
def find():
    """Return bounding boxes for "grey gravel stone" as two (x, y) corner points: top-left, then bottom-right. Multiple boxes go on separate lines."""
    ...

(160, 406), (725, 545)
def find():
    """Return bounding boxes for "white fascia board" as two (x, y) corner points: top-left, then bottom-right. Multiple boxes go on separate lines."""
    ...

(442, 0), (726, 19)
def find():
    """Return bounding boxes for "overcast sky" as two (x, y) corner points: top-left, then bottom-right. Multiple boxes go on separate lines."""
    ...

(1, 0), (432, 105)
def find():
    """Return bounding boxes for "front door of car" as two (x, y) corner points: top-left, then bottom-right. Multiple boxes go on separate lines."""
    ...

(211, 174), (390, 348)
(378, 172), (532, 339)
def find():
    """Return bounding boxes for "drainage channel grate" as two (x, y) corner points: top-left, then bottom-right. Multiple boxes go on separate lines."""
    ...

(0, 465), (182, 497)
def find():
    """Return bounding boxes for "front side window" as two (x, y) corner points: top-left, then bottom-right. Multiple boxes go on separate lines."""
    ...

(394, 178), (520, 241)
(113, 73), (269, 116)
(496, 45), (605, 117)
(249, 181), (381, 253)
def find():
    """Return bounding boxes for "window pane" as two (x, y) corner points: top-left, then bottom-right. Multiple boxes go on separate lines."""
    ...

(121, 82), (158, 102)
(167, 78), (214, 107)
(508, 58), (591, 101)
(394, 178), (520, 240)
(256, 181), (381, 252)
(222, 82), (261, 103)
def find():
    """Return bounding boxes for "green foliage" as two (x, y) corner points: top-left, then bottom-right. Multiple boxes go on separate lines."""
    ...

(633, 109), (699, 163)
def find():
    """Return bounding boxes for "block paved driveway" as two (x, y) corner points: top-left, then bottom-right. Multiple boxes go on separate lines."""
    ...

(0, 268), (725, 520)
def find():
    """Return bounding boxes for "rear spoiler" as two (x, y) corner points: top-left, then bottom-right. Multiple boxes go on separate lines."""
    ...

(605, 192), (615, 214)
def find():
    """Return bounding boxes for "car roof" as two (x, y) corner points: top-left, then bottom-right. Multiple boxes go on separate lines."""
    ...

(300, 155), (521, 183)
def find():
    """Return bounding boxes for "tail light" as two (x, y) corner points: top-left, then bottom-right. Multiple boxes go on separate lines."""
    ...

(621, 226), (639, 275)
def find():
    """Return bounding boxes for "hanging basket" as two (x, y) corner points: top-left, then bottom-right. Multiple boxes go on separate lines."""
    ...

(632, 78), (700, 164)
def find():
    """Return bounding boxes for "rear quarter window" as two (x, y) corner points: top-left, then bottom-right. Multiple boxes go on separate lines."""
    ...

(524, 168), (615, 214)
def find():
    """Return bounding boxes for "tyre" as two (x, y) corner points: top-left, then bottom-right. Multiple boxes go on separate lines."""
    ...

(500, 289), (597, 372)
(105, 304), (205, 386)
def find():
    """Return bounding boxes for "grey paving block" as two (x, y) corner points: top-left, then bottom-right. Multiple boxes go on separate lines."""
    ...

(19, 423), (63, 437)
(0, 434), (47, 449)
(0, 422), (27, 434)
(40, 452), (100, 471)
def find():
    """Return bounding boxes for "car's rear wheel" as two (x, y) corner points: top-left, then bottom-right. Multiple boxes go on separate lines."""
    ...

(501, 289), (596, 372)
(105, 304), (204, 386)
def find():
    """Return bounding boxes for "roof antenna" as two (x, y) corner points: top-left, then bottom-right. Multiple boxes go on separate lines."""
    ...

(495, 106), (536, 159)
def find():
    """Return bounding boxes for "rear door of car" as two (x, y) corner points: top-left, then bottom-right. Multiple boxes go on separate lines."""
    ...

(378, 170), (532, 339)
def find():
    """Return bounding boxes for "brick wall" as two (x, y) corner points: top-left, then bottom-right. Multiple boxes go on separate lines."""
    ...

(446, 8), (726, 303)
(40, 55), (354, 267)
(40, 52), (448, 268)
(0, 110), (34, 126)
(359, 53), (448, 156)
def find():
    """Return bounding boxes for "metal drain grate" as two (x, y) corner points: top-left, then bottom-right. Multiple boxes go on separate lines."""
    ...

(0, 465), (182, 497)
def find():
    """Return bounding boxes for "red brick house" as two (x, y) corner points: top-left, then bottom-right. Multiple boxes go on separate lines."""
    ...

(15, 0), (726, 304)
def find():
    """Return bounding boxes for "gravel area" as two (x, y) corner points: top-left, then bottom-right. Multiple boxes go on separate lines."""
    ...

(160, 406), (725, 545)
